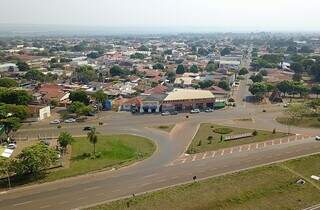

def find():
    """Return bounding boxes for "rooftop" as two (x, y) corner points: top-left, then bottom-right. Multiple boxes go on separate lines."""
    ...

(164, 89), (215, 102)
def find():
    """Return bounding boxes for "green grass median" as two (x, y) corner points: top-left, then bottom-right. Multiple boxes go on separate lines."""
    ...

(187, 123), (289, 154)
(89, 154), (320, 210)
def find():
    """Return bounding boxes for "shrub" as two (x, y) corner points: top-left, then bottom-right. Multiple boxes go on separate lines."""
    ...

(272, 128), (276, 134)
(228, 98), (235, 102)
(207, 136), (213, 140)
(213, 127), (233, 134)
(57, 125), (62, 129)
(252, 130), (258, 136)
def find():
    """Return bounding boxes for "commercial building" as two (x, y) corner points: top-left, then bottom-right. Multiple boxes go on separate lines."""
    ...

(162, 89), (215, 111)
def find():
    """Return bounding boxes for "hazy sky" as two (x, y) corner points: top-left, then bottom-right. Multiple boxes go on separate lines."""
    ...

(1, 0), (320, 31)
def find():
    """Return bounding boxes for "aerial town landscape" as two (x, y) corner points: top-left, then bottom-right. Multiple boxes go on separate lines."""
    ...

(0, 1), (320, 210)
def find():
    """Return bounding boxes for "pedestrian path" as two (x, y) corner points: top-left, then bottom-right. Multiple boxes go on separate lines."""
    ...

(169, 134), (312, 166)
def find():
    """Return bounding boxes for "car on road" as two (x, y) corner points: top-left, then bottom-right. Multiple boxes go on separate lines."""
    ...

(50, 119), (61, 124)
(190, 109), (200, 114)
(83, 126), (92, 131)
(170, 111), (178, 115)
(64, 118), (76, 123)
(161, 111), (170, 116)
(205, 108), (214, 113)
(316, 136), (320, 141)
(7, 143), (17, 149)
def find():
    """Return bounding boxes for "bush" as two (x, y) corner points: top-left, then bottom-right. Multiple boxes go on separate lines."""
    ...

(213, 127), (233, 134)
(273, 128), (276, 134)
(207, 136), (213, 140)
(228, 98), (235, 102)
(252, 130), (258, 136)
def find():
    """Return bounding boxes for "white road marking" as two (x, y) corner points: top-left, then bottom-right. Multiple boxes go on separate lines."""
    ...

(0, 191), (7, 195)
(239, 146), (242, 152)
(84, 186), (101, 191)
(192, 155), (197, 161)
(255, 144), (258, 149)
(13, 201), (32, 206)
(182, 158), (187, 163)
(264, 142), (266, 147)
(271, 140), (274, 145)
(211, 151), (216, 158)
(230, 148), (233, 154)
(40, 205), (51, 209)
(202, 152), (207, 159)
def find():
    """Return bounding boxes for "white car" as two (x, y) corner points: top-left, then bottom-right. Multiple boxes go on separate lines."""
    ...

(64, 118), (76, 123)
(50, 119), (61, 124)
(190, 109), (200, 114)
(161, 111), (170, 116)
(205, 108), (214, 113)
(316, 136), (320, 141)
(7, 143), (17, 149)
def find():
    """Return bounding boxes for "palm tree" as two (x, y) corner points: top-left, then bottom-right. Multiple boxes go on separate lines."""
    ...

(87, 127), (98, 156)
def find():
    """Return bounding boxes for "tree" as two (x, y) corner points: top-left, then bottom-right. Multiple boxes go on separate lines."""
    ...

(310, 63), (320, 82)
(291, 62), (304, 74)
(176, 64), (185, 74)
(239, 68), (249, 75)
(137, 45), (149, 51)
(220, 48), (231, 56)
(109, 65), (130, 77)
(205, 63), (218, 72)
(15, 143), (58, 177)
(286, 103), (308, 120)
(72, 65), (97, 84)
(166, 71), (176, 83)
(277, 80), (292, 97)
(58, 132), (74, 153)
(198, 80), (214, 89)
(0, 78), (17, 88)
(69, 90), (90, 105)
(87, 127), (98, 156)
(311, 85), (320, 98)
(152, 63), (165, 70)
(87, 51), (102, 59)
(189, 64), (199, 73)
(68, 102), (92, 116)
(218, 80), (230, 91)
(93, 90), (107, 112)
(1, 117), (21, 139)
(0, 158), (14, 188)
(0, 104), (29, 120)
(250, 73), (263, 83)
(25, 69), (45, 82)
(16, 61), (30, 71)
(249, 82), (268, 100)
(0, 89), (32, 105)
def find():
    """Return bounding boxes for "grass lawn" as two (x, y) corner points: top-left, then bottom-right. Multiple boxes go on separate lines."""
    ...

(153, 125), (175, 133)
(0, 146), (5, 155)
(0, 135), (156, 188)
(277, 116), (320, 128)
(187, 123), (289, 154)
(45, 135), (156, 181)
(89, 154), (320, 210)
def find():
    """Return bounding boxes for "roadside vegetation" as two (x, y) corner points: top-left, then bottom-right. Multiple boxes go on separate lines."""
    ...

(89, 154), (320, 210)
(277, 99), (320, 128)
(0, 134), (156, 189)
(187, 123), (288, 154)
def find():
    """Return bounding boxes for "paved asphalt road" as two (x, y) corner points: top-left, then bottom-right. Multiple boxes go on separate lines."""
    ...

(1, 75), (319, 210)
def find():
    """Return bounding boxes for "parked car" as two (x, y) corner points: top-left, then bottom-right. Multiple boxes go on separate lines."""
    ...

(50, 119), (61, 124)
(190, 109), (200, 114)
(64, 118), (76, 123)
(205, 108), (214, 113)
(83, 126), (92, 131)
(161, 111), (170, 116)
(7, 143), (17, 149)
(170, 111), (178, 115)
(316, 136), (320, 141)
